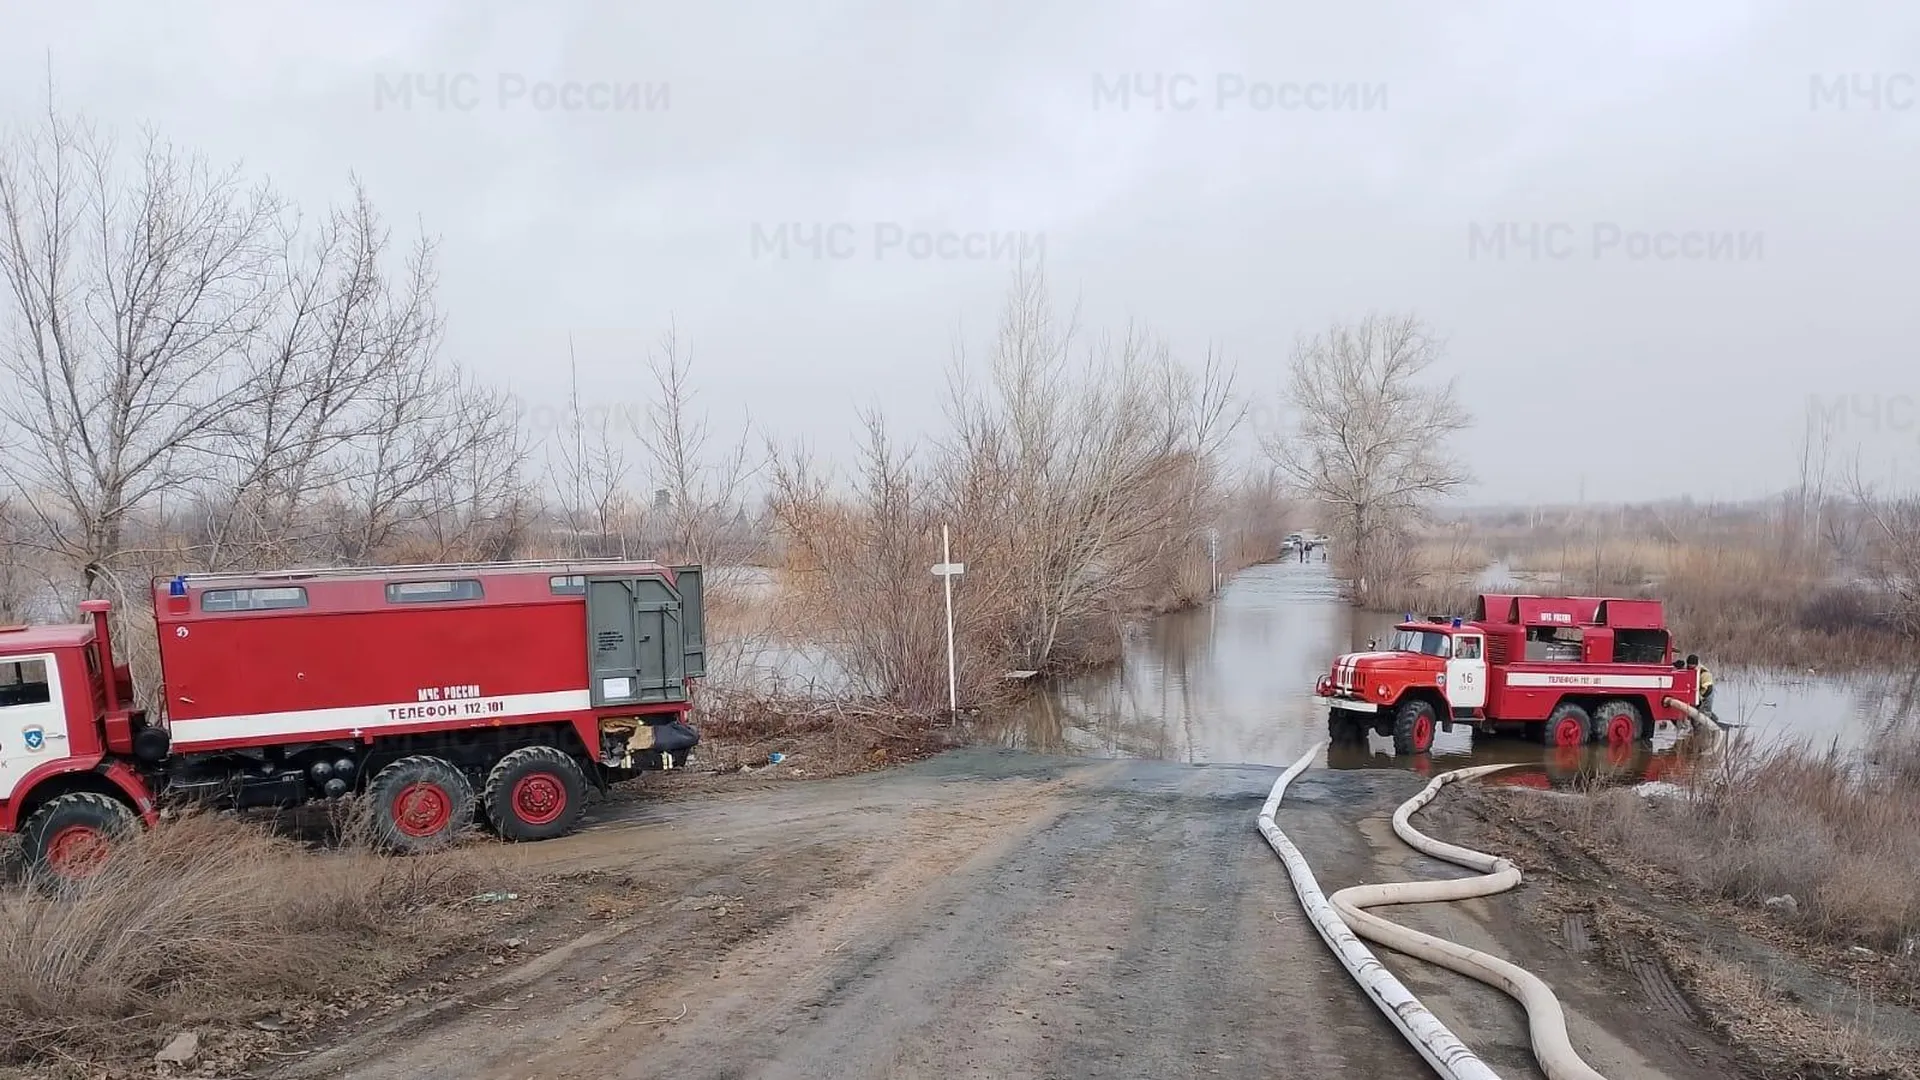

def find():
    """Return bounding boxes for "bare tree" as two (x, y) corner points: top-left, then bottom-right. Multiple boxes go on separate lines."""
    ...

(331, 361), (528, 564)
(547, 336), (635, 557)
(0, 106), (281, 595)
(196, 180), (447, 570)
(1263, 312), (1471, 607)
(1786, 398), (1838, 568)
(633, 322), (760, 566)
(0, 493), (48, 622)
(1848, 465), (1920, 636)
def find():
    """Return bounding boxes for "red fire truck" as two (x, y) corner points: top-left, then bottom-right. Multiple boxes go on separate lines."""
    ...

(1313, 593), (1700, 755)
(0, 559), (706, 880)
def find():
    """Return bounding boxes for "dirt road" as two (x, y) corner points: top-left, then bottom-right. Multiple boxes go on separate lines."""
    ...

(276, 750), (1730, 1080)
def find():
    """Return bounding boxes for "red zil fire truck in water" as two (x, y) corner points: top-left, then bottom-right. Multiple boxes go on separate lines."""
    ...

(1313, 593), (1701, 755)
(0, 559), (706, 880)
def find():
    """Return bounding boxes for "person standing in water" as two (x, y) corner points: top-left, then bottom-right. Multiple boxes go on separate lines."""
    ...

(1685, 654), (1715, 714)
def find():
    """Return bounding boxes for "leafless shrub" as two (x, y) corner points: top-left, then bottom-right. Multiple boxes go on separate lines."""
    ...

(765, 261), (1278, 709)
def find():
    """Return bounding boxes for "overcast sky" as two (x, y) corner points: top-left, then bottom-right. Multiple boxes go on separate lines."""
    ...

(2, 0), (1916, 506)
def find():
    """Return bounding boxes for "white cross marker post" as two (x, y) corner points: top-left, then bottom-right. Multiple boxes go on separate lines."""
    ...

(931, 524), (966, 713)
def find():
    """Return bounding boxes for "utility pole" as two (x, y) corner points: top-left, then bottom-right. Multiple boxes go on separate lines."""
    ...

(931, 525), (966, 713)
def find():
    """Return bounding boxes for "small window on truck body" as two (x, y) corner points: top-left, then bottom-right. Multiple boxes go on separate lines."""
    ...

(549, 575), (586, 595)
(385, 579), (485, 603)
(201, 586), (309, 612)
(0, 658), (52, 708)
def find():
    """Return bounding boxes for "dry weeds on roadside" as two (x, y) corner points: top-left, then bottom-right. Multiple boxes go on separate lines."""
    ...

(1546, 732), (1920, 967)
(1401, 498), (1920, 669)
(0, 812), (508, 1069)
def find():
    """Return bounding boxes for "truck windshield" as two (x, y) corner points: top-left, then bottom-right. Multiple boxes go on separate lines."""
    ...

(1391, 629), (1452, 658)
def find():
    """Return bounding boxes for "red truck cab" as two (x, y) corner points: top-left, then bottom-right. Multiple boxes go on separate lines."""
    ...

(0, 602), (166, 876)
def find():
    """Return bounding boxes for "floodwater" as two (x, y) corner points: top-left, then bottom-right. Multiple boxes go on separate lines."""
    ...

(970, 560), (1920, 784)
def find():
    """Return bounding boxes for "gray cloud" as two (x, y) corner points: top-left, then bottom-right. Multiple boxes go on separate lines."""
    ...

(3, 0), (1916, 504)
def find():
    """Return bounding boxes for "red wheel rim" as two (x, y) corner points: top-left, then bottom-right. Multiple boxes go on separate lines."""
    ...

(394, 782), (453, 837)
(1553, 718), (1585, 746)
(1606, 714), (1635, 745)
(45, 824), (111, 879)
(1413, 714), (1434, 751)
(511, 773), (566, 826)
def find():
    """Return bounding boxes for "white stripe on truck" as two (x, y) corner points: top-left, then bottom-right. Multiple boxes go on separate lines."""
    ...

(168, 689), (595, 745)
(1502, 673), (1673, 690)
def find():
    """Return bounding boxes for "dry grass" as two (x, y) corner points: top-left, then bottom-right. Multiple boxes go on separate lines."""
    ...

(0, 810), (509, 1069)
(1546, 733), (1920, 963)
(1410, 501), (1920, 669)
(1363, 529), (1500, 616)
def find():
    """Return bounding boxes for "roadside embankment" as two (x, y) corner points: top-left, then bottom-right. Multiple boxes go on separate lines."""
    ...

(1435, 733), (1920, 1079)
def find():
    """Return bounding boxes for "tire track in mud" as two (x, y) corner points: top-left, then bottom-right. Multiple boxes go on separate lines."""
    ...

(542, 763), (1427, 1079)
(278, 770), (1080, 1080)
(278, 755), (1721, 1080)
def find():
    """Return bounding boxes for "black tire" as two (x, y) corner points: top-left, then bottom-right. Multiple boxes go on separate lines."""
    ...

(1541, 702), (1592, 748)
(362, 755), (474, 854)
(484, 745), (589, 842)
(1592, 700), (1643, 745)
(20, 792), (139, 885)
(1392, 699), (1438, 755)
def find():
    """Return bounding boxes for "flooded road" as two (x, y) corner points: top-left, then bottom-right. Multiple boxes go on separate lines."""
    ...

(974, 560), (1920, 781)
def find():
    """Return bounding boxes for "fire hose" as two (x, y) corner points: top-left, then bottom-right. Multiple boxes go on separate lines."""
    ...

(1260, 744), (1610, 1079)
(1663, 697), (1723, 740)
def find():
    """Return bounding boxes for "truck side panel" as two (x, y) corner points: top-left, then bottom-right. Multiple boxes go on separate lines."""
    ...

(158, 598), (670, 752)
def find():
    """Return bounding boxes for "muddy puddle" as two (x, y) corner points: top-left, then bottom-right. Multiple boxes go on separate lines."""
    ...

(968, 561), (1920, 785)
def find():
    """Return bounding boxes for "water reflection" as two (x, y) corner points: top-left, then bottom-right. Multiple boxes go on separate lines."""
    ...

(1324, 730), (1712, 791)
(974, 560), (1913, 776)
(1708, 664), (1920, 754)
(980, 562), (1346, 765)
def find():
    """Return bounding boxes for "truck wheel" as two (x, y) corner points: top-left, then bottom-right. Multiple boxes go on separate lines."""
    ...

(20, 792), (138, 885)
(1544, 703), (1591, 748)
(364, 756), (474, 854)
(484, 746), (588, 842)
(1593, 701), (1640, 746)
(1392, 700), (1437, 755)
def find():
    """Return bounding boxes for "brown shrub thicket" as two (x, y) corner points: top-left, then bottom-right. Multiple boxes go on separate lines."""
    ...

(762, 264), (1296, 709)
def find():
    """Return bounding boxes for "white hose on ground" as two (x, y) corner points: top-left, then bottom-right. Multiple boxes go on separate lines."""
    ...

(1327, 763), (1610, 1080)
(1257, 743), (1503, 1080)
